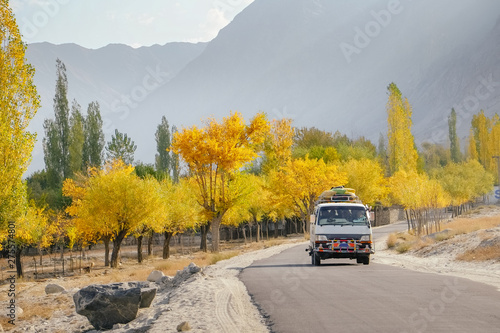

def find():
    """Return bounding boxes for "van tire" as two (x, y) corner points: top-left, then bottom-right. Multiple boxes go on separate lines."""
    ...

(312, 252), (321, 266)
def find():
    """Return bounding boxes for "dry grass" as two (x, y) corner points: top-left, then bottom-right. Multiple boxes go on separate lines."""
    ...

(456, 245), (500, 262)
(443, 215), (500, 235)
(386, 210), (500, 255)
(386, 232), (418, 253)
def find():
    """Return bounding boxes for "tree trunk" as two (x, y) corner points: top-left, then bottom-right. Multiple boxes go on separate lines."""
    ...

(60, 244), (65, 275)
(256, 222), (261, 242)
(266, 220), (269, 240)
(200, 222), (210, 252)
(163, 231), (173, 259)
(211, 216), (222, 252)
(15, 247), (23, 278)
(137, 235), (144, 263)
(242, 225), (247, 243)
(148, 233), (153, 256)
(103, 235), (111, 267)
(110, 229), (128, 268)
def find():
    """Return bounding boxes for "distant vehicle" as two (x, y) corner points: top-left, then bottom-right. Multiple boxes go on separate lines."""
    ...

(307, 186), (374, 265)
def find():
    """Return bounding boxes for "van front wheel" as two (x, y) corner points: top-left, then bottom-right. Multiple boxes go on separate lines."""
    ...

(312, 252), (321, 266)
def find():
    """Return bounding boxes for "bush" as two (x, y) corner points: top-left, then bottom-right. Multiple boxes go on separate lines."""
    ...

(395, 242), (412, 253)
(386, 233), (398, 248)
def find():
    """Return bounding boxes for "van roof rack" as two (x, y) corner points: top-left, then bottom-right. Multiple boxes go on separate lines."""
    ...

(316, 186), (362, 204)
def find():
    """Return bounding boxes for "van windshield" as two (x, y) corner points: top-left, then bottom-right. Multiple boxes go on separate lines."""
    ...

(317, 206), (368, 226)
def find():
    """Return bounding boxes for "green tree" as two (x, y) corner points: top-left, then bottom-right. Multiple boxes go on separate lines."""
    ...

(420, 142), (450, 172)
(377, 133), (388, 175)
(170, 125), (180, 183)
(82, 101), (105, 169)
(155, 116), (171, 175)
(43, 59), (71, 184)
(43, 118), (62, 186)
(386, 82), (418, 175)
(69, 99), (85, 175)
(448, 108), (461, 163)
(0, 1), (40, 234)
(106, 129), (137, 165)
(294, 127), (335, 149)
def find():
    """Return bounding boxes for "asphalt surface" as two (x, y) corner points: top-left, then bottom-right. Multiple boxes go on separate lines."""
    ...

(240, 223), (500, 333)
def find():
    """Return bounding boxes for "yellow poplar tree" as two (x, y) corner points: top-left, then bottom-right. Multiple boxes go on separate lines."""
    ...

(340, 158), (388, 206)
(160, 177), (202, 259)
(0, 1), (40, 234)
(275, 156), (347, 234)
(467, 128), (478, 161)
(63, 160), (165, 268)
(262, 118), (294, 173)
(471, 110), (491, 170)
(386, 82), (418, 175)
(390, 170), (449, 235)
(469, 111), (500, 183)
(171, 112), (270, 252)
(12, 202), (52, 277)
(435, 160), (493, 215)
(222, 173), (272, 242)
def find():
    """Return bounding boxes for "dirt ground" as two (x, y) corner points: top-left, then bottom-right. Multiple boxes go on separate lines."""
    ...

(0, 206), (499, 332)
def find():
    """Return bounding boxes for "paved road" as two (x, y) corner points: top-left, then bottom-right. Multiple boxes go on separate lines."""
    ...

(240, 223), (500, 333)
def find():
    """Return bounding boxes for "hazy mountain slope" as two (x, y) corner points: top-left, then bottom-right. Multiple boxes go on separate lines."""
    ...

(137, 0), (500, 150)
(25, 0), (500, 174)
(25, 41), (207, 173)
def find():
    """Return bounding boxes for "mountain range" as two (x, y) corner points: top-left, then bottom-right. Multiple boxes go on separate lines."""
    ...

(25, 0), (500, 175)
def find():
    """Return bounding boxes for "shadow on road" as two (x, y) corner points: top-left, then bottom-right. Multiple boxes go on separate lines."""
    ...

(242, 262), (358, 269)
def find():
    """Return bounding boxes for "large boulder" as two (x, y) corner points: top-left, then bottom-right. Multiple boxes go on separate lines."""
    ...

(73, 282), (156, 330)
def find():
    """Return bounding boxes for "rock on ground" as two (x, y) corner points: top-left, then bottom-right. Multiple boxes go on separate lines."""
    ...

(73, 282), (157, 330)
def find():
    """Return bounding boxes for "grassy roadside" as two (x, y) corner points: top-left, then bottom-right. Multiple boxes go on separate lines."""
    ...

(385, 206), (500, 261)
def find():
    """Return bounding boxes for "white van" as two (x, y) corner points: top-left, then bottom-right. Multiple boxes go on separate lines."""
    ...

(307, 188), (374, 265)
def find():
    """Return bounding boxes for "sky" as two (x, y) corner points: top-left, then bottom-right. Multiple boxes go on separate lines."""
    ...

(10, 0), (254, 49)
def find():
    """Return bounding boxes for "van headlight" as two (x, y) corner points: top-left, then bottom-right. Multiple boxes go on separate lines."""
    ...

(315, 235), (328, 241)
(360, 235), (371, 242)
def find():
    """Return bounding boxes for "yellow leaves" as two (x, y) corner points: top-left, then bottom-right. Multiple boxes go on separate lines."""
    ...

(172, 112), (269, 173)
(340, 158), (388, 206)
(157, 177), (203, 234)
(171, 112), (270, 220)
(434, 160), (494, 206)
(63, 160), (166, 243)
(14, 204), (52, 248)
(389, 170), (449, 210)
(0, 1), (40, 226)
(274, 156), (347, 216)
(386, 83), (418, 175)
(470, 111), (500, 183)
